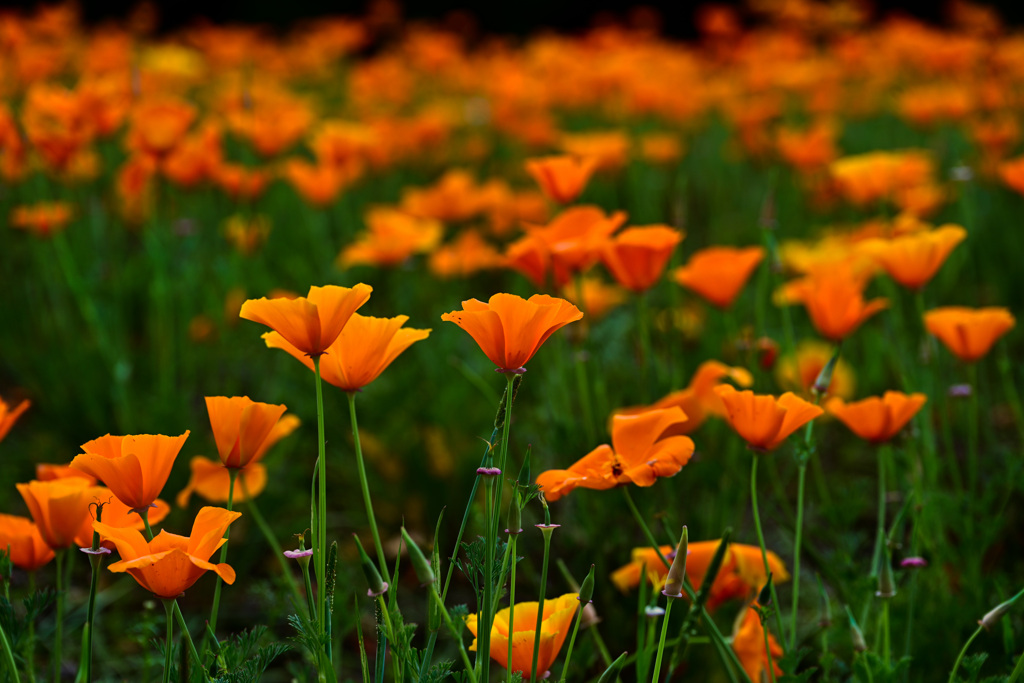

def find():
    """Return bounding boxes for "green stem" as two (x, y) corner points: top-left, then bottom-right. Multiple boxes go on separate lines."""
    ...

(650, 599), (675, 683)
(872, 445), (889, 577)
(790, 461), (806, 651)
(347, 393), (388, 576)
(239, 477), (305, 609)
(162, 601), (174, 683)
(25, 572), (36, 683)
(137, 507), (155, 541)
(1008, 644), (1024, 683)
(376, 595), (400, 683)
(507, 535), (518, 682)
(479, 475), (495, 683)
(762, 612), (777, 683)
(208, 469), (238, 636)
(948, 625), (983, 683)
(557, 598), (583, 683)
(171, 601), (208, 681)
(750, 457), (786, 640)
(882, 600), (891, 667)
(0, 620), (20, 683)
(529, 528), (554, 683)
(53, 549), (64, 683)
(82, 552), (103, 683)
(313, 356), (329, 663)
(429, 587), (478, 683)
(967, 363), (980, 506)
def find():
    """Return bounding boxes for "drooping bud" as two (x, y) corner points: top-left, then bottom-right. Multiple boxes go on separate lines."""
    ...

(813, 344), (842, 397)
(876, 553), (897, 599)
(758, 573), (774, 607)
(353, 535), (388, 597)
(401, 527), (436, 586)
(578, 564), (596, 605)
(845, 604), (867, 652)
(662, 526), (688, 598)
(978, 587), (1024, 631)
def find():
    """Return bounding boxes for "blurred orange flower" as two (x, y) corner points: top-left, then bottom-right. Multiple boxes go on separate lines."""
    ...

(775, 341), (856, 399)
(70, 432), (190, 511)
(560, 276), (628, 322)
(339, 208), (443, 268)
(239, 283), (373, 358)
(779, 269), (887, 341)
(536, 407), (694, 500)
(10, 203), (73, 238)
(998, 156), (1024, 195)
(428, 230), (506, 279)
(126, 97), (197, 159)
(600, 225), (684, 293)
(442, 293), (582, 372)
(0, 514), (54, 571)
(0, 395), (30, 442)
(672, 246), (765, 309)
(264, 313), (430, 392)
(923, 306), (1016, 362)
(224, 214), (270, 255)
(715, 385), (823, 452)
(95, 506), (241, 599)
(525, 155), (598, 204)
(16, 479), (96, 549)
(859, 225), (967, 289)
(205, 396), (288, 469)
(733, 605), (783, 682)
(465, 593), (579, 678)
(826, 392), (927, 443)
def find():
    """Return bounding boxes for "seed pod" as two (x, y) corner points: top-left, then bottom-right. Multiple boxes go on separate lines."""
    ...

(401, 527), (436, 586)
(662, 526), (688, 598)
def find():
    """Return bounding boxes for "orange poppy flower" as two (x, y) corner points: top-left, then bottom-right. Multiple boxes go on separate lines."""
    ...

(282, 158), (357, 208)
(36, 462), (96, 483)
(0, 514), (55, 571)
(16, 479), (97, 549)
(214, 163), (271, 202)
(733, 605), (783, 682)
(441, 293), (582, 373)
(826, 392), (927, 443)
(672, 246), (765, 309)
(0, 395), (30, 442)
(859, 225), (967, 290)
(600, 225), (684, 293)
(263, 313), (430, 392)
(614, 361), (754, 434)
(780, 269), (888, 341)
(560, 130), (630, 170)
(126, 97), (197, 159)
(536, 407), (694, 500)
(338, 208), (444, 268)
(775, 341), (856, 400)
(10, 202), (73, 238)
(239, 283), (373, 358)
(70, 432), (190, 511)
(714, 385), (824, 452)
(998, 156), (1024, 196)
(94, 506), (241, 599)
(428, 230), (507, 279)
(465, 593), (579, 678)
(923, 307), (1016, 362)
(560, 276), (628, 322)
(76, 488), (172, 548)
(524, 155), (598, 204)
(205, 396), (288, 469)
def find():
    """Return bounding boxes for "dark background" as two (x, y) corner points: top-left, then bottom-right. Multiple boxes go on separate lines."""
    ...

(44, 0), (1024, 38)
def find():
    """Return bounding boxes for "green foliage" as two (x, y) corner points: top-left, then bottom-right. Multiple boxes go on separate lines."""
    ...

(0, 588), (56, 647)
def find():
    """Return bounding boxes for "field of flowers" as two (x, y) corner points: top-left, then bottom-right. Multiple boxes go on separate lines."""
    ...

(2, 1), (1024, 682)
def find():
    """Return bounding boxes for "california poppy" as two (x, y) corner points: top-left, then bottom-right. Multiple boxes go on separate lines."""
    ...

(205, 396), (288, 469)
(36, 462), (96, 483)
(10, 202), (74, 238)
(70, 432), (190, 511)
(561, 276), (627, 322)
(774, 341), (856, 399)
(524, 155), (598, 204)
(16, 478), (97, 549)
(0, 514), (55, 571)
(429, 230), (507, 279)
(923, 307), (1016, 362)
(239, 283), (373, 358)
(714, 385), (823, 452)
(263, 314), (430, 392)
(600, 225), (684, 293)
(0, 395), (30, 443)
(94, 506), (241, 599)
(732, 605), (783, 682)
(780, 269), (888, 341)
(338, 208), (443, 268)
(465, 593), (579, 678)
(826, 392), (928, 443)
(859, 225), (967, 289)
(536, 407), (694, 500)
(672, 246), (765, 309)
(442, 293), (582, 373)
(76, 488), (172, 549)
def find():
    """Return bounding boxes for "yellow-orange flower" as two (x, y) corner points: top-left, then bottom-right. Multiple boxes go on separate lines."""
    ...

(264, 313), (430, 392)
(826, 392), (928, 443)
(95, 506), (241, 599)
(176, 458), (267, 508)
(442, 294), (582, 372)
(923, 307), (1016, 362)
(10, 203), (73, 238)
(536, 407), (694, 500)
(560, 276), (628, 322)
(0, 514), (54, 571)
(859, 225), (967, 289)
(0, 395), (30, 443)
(205, 396), (289, 469)
(672, 246), (765, 309)
(428, 230), (506, 279)
(465, 593), (579, 678)
(16, 479), (96, 550)
(780, 269), (888, 341)
(239, 283), (372, 358)
(524, 155), (598, 204)
(733, 605), (783, 682)
(715, 385), (823, 452)
(775, 341), (856, 400)
(70, 432), (190, 511)
(600, 225), (684, 293)
(339, 208), (444, 268)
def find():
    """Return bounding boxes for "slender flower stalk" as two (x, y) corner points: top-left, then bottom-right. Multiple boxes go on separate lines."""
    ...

(313, 356), (328, 658)
(240, 478), (304, 608)
(53, 549), (65, 683)
(80, 503), (109, 683)
(0, 620), (19, 683)
(948, 624), (983, 683)
(507, 533), (518, 680)
(429, 586), (478, 683)
(161, 600), (175, 683)
(530, 520), (557, 683)
(347, 393), (387, 575)
(872, 444), (891, 578)
(171, 602), (206, 679)
(207, 468), (238, 636)
(750, 457), (785, 640)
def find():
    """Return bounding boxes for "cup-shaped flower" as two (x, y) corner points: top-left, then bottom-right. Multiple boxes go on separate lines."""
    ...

(525, 155), (598, 204)
(263, 313), (430, 392)
(536, 407), (694, 500)
(0, 395), (30, 443)
(75, 488), (171, 548)
(442, 293), (582, 373)
(465, 593), (579, 677)
(177, 458), (267, 508)
(94, 506), (241, 599)
(205, 396), (288, 469)
(672, 246), (765, 309)
(859, 225), (967, 290)
(600, 225), (684, 293)
(826, 392), (927, 443)
(732, 605), (783, 682)
(16, 479), (98, 549)
(779, 270), (887, 341)
(238, 283), (373, 358)
(70, 432), (190, 511)
(714, 385), (823, 452)
(923, 306), (1016, 362)
(0, 514), (55, 570)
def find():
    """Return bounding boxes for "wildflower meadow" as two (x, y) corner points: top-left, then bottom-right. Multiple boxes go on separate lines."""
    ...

(2, 1), (1024, 682)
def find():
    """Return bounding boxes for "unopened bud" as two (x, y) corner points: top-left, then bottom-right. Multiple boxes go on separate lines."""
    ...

(401, 527), (436, 586)
(662, 526), (688, 598)
(876, 554), (897, 599)
(979, 588), (1024, 631)
(813, 345), (842, 396)
(517, 447), (532, 489)
(845, 605), (867, 652)
(758, 572), (774, 607)
(353, 535), (388, 597)
(598, 652), (628, 683)
(579, 565), (596, 604)
(506, 498), (522, 535)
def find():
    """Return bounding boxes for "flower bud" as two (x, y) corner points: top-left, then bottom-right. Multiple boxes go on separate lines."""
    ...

(598, 652), (628, 683)
(845, 605), (867, 652)
(578, 564), (596, 604)
(813, 345), (842, 396)
(401, 527), (435, 586)
(758, 572), (774, 607)
(978, 588), (1024, 631)
(506, 497), (522, 535)
(662, 526), (688, 598)
(875, 554), (897, 599)
(353, 535), (388, 597)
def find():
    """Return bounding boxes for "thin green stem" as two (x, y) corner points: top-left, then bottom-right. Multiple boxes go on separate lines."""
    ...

(479, 475), (495, 683)
(208, 468), (238, 636)
(376, 595), (400, 683)
(348, 393), (388, 576)
(1008, 644), (1024, 683)
(650, 599), (675, 683)
(53, 549), (64, 683)
(872, 445), (889, 577)
(762, 613), (777, 683)
(948, 625), (983, 683)
(507, 535), (518, 682)
(557, 598), (583, 683)
(967, 363), (980, 506)
(162, 601), (174, 683)
(529, 528), (554, 683)
(750, 457), (786, 640)
(25, 571), (36, 683)
(429, 587), (478, 683)
(0, 620), (20, 683)
(313, 356), (329, 665)
(82, 552), (103, 683)
(239, 477), (305, 609)
(171, 601), (208, 681)
(790, 461), (806, 651)
(882, 600), (891, 667)
(137, 507), (155, 541)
